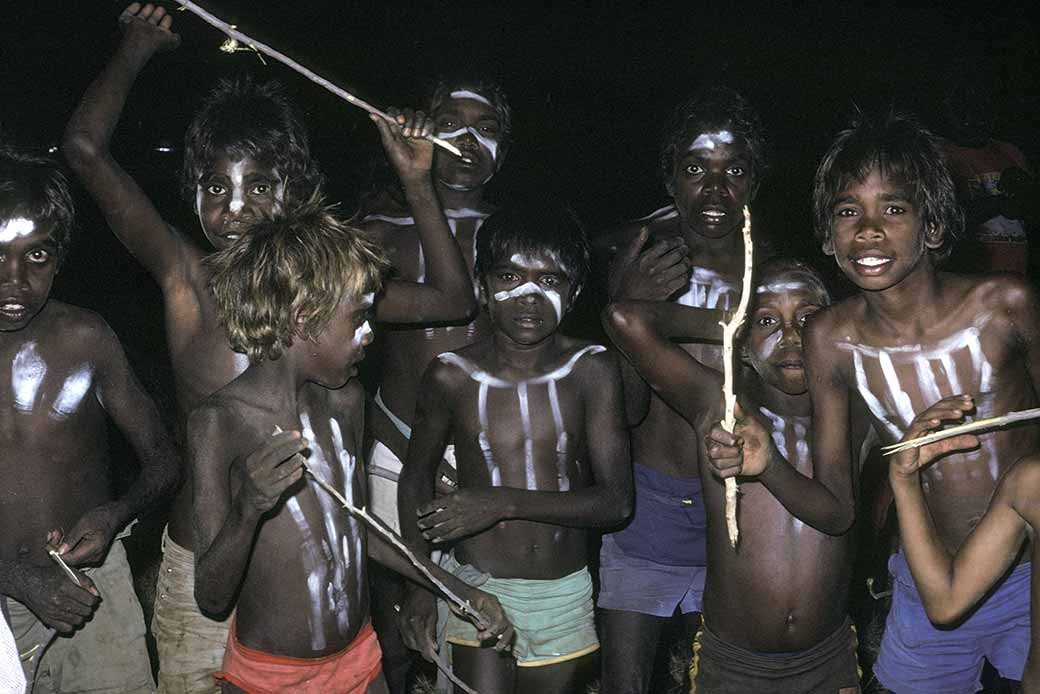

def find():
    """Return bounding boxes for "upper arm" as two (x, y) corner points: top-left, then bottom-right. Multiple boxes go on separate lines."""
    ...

(404, 362), (456, 473)
(187, 405), (235, 554)
(603, 302), (720, 423)
(579, 352), (632, 504)
(1002, 277), (1040, 392)
(804, 312), (856, 508)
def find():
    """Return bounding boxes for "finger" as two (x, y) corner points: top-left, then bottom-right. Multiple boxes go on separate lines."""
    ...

(417, 500), (446, 518)
(417, 112), (434, 138)
(706, 427), (741, 447)
(370, 113), (398, 143)
(650, 246), (691, 273)
(149, 5), (166, 23)
(619, 227), (650, 266)
(49, 619), (76, 635)
(138, 3), (156, 20)
(120, 3), (142, 21)
(639, 236), (684, 265)
(59, 540), (101, 567)
(158, 14), (174, 31)
(494, 626), (516, 652)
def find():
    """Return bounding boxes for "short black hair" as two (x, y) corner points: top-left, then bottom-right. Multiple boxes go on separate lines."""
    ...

(428, 75), (513, 161)
(181, 75), (324, 205)
(0, 143), (75, 264)
(475, 202), (590, 299)
(659, 86), (769, 197)
(812, 110), (964, 261)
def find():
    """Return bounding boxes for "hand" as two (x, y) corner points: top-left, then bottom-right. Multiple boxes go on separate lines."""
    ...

(704, 402), (775, 479)
(50, 504), (122, 567)
(417, 488), (505, 543)
(608, 228), (691, 301)
(119, 3), (181, 54)
(371, 108), (434, 184)
(397, 588), (439, 662)
(239, 431), (308, 515)
(12, 563), (99, 634)
(454, 585), (515, 653)
(890, 395), (979, 483)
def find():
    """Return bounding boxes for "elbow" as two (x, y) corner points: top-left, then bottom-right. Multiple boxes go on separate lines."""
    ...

(193, 581), (231, 618)
(925, 602), (965, 627)
(608, 486), (634, 525)
(61, 129), (104, 171)
(602, 303), (640, 344)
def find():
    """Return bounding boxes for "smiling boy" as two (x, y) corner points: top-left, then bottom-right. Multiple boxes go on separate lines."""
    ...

(0, 145), (180, 693)
(798, 112), (1040, 693)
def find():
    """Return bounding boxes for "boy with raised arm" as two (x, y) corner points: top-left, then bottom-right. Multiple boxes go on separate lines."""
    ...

(591, 86), (769, 694)
(63, 6), (476, 691)
(0, 145), (180, 692)
(606, 259), (870, 693)
(398, 205), (632, 694)
(798, 112), (1040, 693)
(191, 202), (510, 694)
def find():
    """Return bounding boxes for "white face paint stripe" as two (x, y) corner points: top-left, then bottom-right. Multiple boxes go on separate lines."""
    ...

(50, 366), (93, 419)
(493, 281), (563, 324)
(11, 342), (47, 413)
(0, 217), (35, 243)
(635, 204), (680, 223)
(450, 90), (493, 106)
(546, 380), (570, 491)
(228, 161), (247, 214)
(688, 131), (734, 152)
(352, 321), (372, 349)
(757, 281), (813, 294)
(436, 126), (499, 161)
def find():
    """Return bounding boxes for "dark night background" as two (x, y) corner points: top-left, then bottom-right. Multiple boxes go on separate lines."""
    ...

(2, 0), (1038, 688)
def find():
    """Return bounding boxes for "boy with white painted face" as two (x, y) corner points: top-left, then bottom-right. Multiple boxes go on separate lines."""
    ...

(0, 145), (180, 691)
(191, 202), (511, 694)
(64, 6), (478, 692)
(592, 86), (769, 694)
(794, 112), (1040, 693)
(398, 204), (632, 694)
(606, 259), (871, 693)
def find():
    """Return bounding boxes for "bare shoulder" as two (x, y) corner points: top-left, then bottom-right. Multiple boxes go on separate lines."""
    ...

(38, 302), (122, 353)
(566, 339), (615, 383)
(805, 296), (864, 350)
(967, 272), (1039, 314)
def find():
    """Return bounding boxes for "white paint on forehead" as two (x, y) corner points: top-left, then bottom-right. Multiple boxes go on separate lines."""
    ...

(493, 280), (563, 323)
(450, 90), (493, 106)
(11, 342), (47, 413)
(757, 281), (812, 294)
(436, 126), (499, 161)
(0, 217), (35, 244)
(688, 130), (734, 152)
(50, 365), (93, 419)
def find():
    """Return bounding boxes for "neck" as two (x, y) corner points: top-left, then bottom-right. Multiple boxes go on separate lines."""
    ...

(436, 180), (487, 210)
(491, 331), (559, 373)
(747, 373), (812, 417)
(242, 352), (308, 415)
(681, 222), (745, 257)
(861, 255), (942, 328)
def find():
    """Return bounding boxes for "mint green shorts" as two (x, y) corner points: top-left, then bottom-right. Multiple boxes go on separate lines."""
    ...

(442, 554), (599, 667)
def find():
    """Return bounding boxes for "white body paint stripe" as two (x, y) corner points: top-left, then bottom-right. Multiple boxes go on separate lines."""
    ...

(50, 366), (93, 419)
(11, 342), (47, 413)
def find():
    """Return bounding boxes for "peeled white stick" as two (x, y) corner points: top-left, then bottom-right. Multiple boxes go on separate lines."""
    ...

(48, 550), (82, 587)
(719, 206), (754, 548)
(173, 1), (469, 162)
(881, 407), (1040, 456)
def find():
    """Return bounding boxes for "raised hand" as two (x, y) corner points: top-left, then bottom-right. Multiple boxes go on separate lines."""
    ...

(704, 402), (775, 479)
(416, 488), (504, 543)
(238, 431), (308, 515)
(608, 228), (691, 301)
(119, 3), (181, 54)
(890, 394), (979, 482)
(370, 108), (435, 184)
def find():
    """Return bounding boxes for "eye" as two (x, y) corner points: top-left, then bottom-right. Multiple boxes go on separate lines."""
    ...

(756, 315), (777, 327)
(885, 204), (906, 215)
(205, 184), (226, 196)
(26, 248), (51, 264)
(496, 271), (519, 283)
(684, 164), (704, 175)
(727, 166), (746, 177)
(835, 206), (858, 218)
(437, 118), (457, 131)
(797, 308), (819, 326)
(540, 275), (561, 288)
(250, 183), (271, 196)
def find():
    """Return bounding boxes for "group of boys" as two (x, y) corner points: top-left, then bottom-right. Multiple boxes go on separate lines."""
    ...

(2, 4), (1038, 694)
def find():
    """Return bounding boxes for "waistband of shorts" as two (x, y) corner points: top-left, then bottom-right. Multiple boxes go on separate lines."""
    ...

(698, 616), (854, 671)
(634, 463), (704, 501)
(229, 616), (376, 666)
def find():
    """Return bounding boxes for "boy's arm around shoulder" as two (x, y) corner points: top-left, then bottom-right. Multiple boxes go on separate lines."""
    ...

(755, 309), (857, 535)
(189, 403), (307, 616)
(415, 349), (633, 545)
(62, 5), (190, 289)
(55, 312), (181, 567)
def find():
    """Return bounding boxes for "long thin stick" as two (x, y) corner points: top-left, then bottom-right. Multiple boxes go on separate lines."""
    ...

(48, 550), (82, 587)
(882, 407), (1040, 456)
(719, 206), (754, 548)
(173, 1), (468, 161)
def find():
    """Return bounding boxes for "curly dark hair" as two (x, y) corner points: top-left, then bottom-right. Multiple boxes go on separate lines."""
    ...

(812, 110), (964, 261)
(181, 76), (324, 206)
(0, 143), (76, 265)
(659, 86), (769, 197)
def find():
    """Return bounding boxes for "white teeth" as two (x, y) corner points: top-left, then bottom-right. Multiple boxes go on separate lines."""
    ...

(703, 210), (725, 217)
(2, 303), (24, 311)
(855, 257), (890, 267)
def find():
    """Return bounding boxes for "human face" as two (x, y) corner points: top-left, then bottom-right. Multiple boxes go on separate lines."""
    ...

(311, 293), (374, 387)
(0, 216), (59, 332)
(671, 132), (753, 240)
(825, 167), (943, 292)
(485, 251), (573, 346)
(432, 93), (503, 192)
(745, 279), (827, 395)
(195, 153), (285, 251)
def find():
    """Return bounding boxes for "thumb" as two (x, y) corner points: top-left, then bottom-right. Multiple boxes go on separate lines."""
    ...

(620, 227), (649, 265)
(733, 400), (745, 420)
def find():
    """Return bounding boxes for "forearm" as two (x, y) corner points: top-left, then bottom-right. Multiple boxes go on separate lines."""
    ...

(193, 498), (262, 615)
(108, 444), (183, 530)
(758, 451), (855, 535)
(607, 301), (726, 344)
(402, 177), (476, 320)
(496, 484), (631, 528)
(397, 465), (437, 551)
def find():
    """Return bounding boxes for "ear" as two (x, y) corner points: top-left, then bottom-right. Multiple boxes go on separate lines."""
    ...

(924, 221), (945, 250)
(821, 235), (835, 257)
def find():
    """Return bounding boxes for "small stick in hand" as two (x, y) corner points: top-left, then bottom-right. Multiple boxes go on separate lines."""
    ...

(48, 550), (82, 587)
(882, 407), (1040, 456)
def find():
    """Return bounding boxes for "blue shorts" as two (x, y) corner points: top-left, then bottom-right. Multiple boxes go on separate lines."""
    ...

(597, 464), (707, 617)
(874, 550), (1031, 694)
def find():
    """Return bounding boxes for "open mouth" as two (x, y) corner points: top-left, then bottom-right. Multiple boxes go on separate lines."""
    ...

(851, 254), (893, 275)
(776, 359), (804, 370)
(700, 208), (728, 223)
(0, 302), (28, 321)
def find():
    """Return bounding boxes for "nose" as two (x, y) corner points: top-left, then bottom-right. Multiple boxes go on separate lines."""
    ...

(702, 171), (727, 197)
(779, 322), (802, 348)
(0, 253), (27, 288)
(855, 210), (886, 241)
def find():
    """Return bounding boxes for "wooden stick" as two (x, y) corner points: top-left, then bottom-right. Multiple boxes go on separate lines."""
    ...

(172, 1), (469, 161)
(48, 550), (82, 587)
(881, 407), (1040, 456)
(719, 206), (754, 548)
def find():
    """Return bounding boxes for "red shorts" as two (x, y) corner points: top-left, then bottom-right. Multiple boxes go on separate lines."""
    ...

(215, 620), (382, 694)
